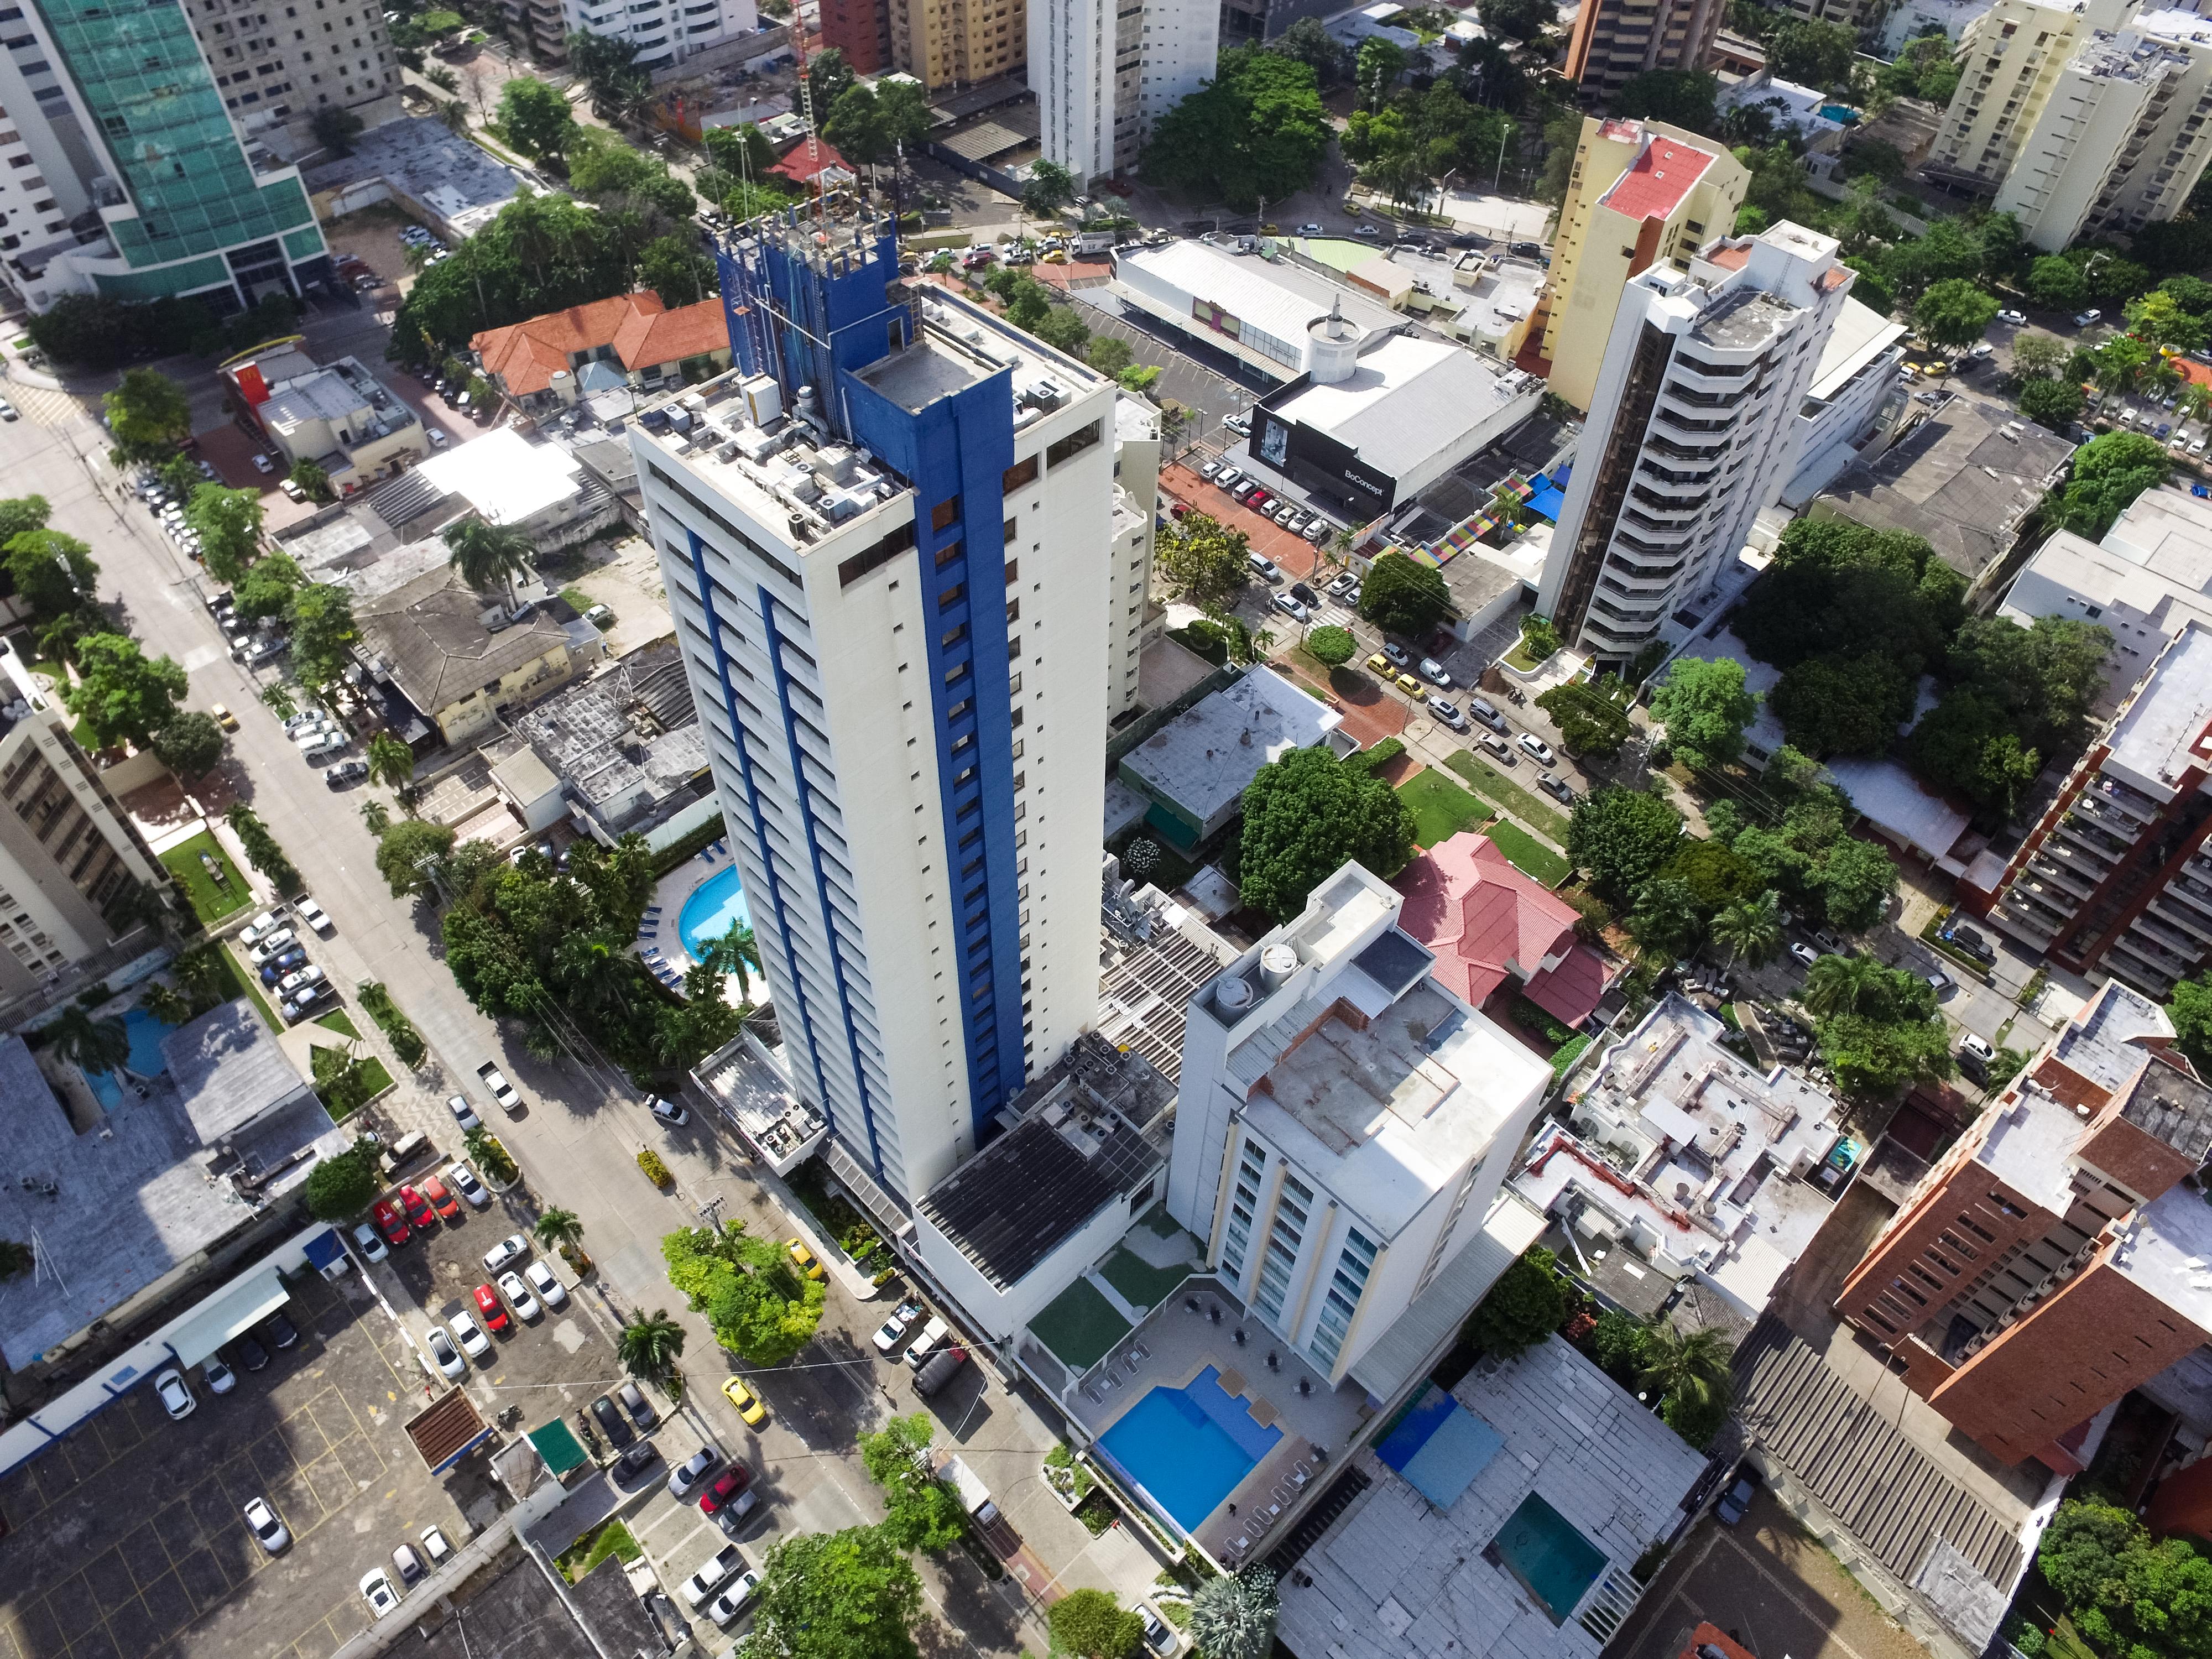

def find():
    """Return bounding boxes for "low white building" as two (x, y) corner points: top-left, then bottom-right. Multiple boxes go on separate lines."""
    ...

(232, 346), (429, 492)
(1166, 863), (1554, 1392)
(1110, 395), (1162, 721)
(1117, 667), (1343, 846)
(1112, 241), (1403, 383)
(1513, 993), (1855, 1319)
(561, 0), (760, 71)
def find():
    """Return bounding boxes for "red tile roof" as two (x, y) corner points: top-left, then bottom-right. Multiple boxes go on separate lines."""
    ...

(1601, 136), (1715, 223)
(471, 293), (729, 397)
(1704, 243), (1752, 272)
(768, 137), (853, 185)
(1394, 832), (1617, 1027)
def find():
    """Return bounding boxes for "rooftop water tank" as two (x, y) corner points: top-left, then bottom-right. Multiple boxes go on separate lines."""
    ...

(1307, 294), (1361, 385)
(1259, 942), (1298, 989)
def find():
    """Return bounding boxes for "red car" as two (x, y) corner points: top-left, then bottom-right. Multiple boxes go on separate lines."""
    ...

(700, 1464), (752, 1515)
(398, 1185), (434, 1228)
(472, 1283), (509, 1333)
(371, 1198), (411, 1246)
(421, 1176), (461, 1220)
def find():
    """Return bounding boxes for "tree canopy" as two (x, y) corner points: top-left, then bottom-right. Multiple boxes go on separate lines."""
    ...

(1734, 516), (1964, 681)
(1913, 277), (1999, 349)
(66, 634), (187, 748)
(104, 368), (191, 464)
(152, 711), (226, 779)
(857, 1415), (967, 1553)
(388, 191), (648, 364)
(497, 76), (581, 160)
(1358, 551), (1455, 638)
(1465, 1246), (1566, 1359)
(736, 1524), (923, 1659)
(1567, 787), (1683, 902)
(1649, 656), (1759, 768)
(304, 1136), (381, 1219)
(1140, 48), (1331, 211)
(1051, 1590), (1145, 1659)
(1238, 747), (1417, 920)
(2053, 431), (2169, 539)
(662, 1221), (826, 1365)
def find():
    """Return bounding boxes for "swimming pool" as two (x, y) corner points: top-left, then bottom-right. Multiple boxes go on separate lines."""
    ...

(81, 1008), (178, 1110)
(1486, 1493), (1607, 1625)
(678, 863), (753, 959)
(1096, 1366), (1281, 1531)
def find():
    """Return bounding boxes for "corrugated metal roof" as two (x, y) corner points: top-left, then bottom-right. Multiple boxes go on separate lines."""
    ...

(1733, 1313), (2025, 1588)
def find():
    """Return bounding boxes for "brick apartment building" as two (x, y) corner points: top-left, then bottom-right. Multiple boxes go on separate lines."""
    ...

(1834, 979), (2212, 1472)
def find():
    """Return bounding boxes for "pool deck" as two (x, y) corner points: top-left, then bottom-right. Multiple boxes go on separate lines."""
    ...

(637, 839), (739, 994)
(1046, 1276), (1374, 1566)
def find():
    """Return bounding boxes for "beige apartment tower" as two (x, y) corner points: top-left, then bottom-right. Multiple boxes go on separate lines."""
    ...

(890, 0), (1025, 87)
(1566, 0), (1727, 107)
(1541, 118), (1750, 413)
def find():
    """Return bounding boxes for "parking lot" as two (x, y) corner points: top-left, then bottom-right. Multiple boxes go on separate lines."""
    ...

(0, 1267), (476, 1659)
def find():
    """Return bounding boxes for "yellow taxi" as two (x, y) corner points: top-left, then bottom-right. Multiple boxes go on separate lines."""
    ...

(1902, 362), (1923, 377)
(1923, 361), (1948, 377)
(210, 703), (238, 731)
(1041, 250), (1069, 264)
(1395, 672), (1422, 696)
(787, 1238), (826, 1282)
(1366, 651), (1394, 676)
(721, 1375), (769, 1427)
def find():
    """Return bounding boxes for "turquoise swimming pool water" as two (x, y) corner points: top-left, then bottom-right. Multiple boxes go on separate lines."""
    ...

(679, 863), (752, 959)
(82, 1008), (178, 1110)
(1488, 1493), (1606, 1625)
(1096, 1366), (1280, 1531)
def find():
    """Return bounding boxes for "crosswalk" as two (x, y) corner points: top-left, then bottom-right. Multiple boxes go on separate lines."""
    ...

(2, 378), (92, 427)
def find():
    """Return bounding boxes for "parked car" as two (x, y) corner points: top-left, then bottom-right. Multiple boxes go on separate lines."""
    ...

(1468, 697), (1506, 732)
(619, 1380), (659, 1430)
(1788, 942), (1821, 969)
(258, 947), (307, 985)
(1418, 658), (1452, 686)
(359, 1569), (399, 1619)
(482, 1233), (529, 1273)
(669, 1446), (723, 1501)
(263, 1310), (299, 1349)
(244, 1497), (290, 1554)
(591, 1392), (634, 1448)
(324, 758), (369, 786)
(300, 732), (346, 761)
(420, 1525), (453, 1567)
(1516, 732), (1556, 765)
(370, 1199), (410, 1248)
(1997, 308), (2027, 324)
(251, 453), (275, 474)
(2075, 309), (2103, 327)
(247, 928), (298, 966)
(1716, 1471), (1759, 1525)
(393, 1543), (425, 1585)
(447, 1093), (482, 1132)
(873, 1300), (922, 1354)
(425, 1327), (465, 1380)
(684, 1541), (748, 1610)
(1302, 518), (1331, 543)
(709, 1571), (762, 1629)
(700, 1464), (753, 1517)
(449, 1310), (491, 1361)
(155, 1367), (195, 1419)
(524, 1258), (568, 1310)
(204, 1353), (237, 1395)
(1426, 696), (1466, 730)
(1380, 643), (1410, 668)
(1326, 571), (1359, 598)
(276, 964), (325, 998)
(647, 1094), (690, 1126)
(281, 982), (334, 1021)
(1478, 732), (1515, 764)
(1290, 581), (1319, 607)
(1538, 772), (1575, 805)
(352, 1220), (390, 1262)
(1961, 1032), (1997, 1065)
(294, 895), (332, 933)
(722, 1375), (768, 1427)
(498, 1271), (540, 1320)
(450, 1162), (490, 1208)
(1271, 593), (1310, 623)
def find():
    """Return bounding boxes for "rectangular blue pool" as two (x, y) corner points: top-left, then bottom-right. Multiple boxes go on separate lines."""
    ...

(81, 1008), (176, 1110)
(1486, 1493), (1607, 1625)
(1097, 1366), (1281, 1532)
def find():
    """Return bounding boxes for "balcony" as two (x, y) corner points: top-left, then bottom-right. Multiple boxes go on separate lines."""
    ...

(2168, 873), (2212, 917)
(2072, 791), (2147, 837)
(2109, 935), (2182, 992)
(2011, 878), (2079, 923)
(1605, 547), (1686, 578)
(1644, 436), (1728, 463)
(1627, 486), (1708, 519)
(2132, 907), (2206, 963)
(1659, 382), (1751, 413)
(1615, 527), (1691, 557)
(1997, 900), (2057, 943)
(2146, 894), (2212, 948)
(1649, 409), (1734, 442)
(2052, 816), (2123, 867)
(2030, 855), (2097, 900)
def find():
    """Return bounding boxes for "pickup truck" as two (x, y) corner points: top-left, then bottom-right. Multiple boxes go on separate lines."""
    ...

(681, 1541), (747, 1610)
(477, 1062), (523, 1117)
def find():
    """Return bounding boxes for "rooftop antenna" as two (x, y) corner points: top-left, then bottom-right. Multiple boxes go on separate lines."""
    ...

(792, 19), (824, 226)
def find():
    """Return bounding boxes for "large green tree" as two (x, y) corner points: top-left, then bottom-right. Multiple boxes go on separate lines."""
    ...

(233, 549), (305, 621)
(1768, 18), (1855, 84)
(662, 1222), (826, 1365)
(1238, 747), (1417, 920)
(1155, 511), (1250, 612)
(1913, 277), (2000, 349)
(4, 526), (96, 622)
(288, 582), (358, 691)
(66, 633), (187, 748)
(1050, 1590), (1145, 1659)
(185, 486), (265, 586)
(152, 711), (226, 779)
(1465, 1246), (1566, 1359)
(1140, 48), (1331, 210)
(103, 368), (191, 464)
(1567, 787), (1683, 902)
(2019, 377), (2085, 432)
(304, 1136), (381, 1219)
(375, 820), (459, 898)
(565, 29), (647, 116)
(858, 1415), (967, 1553)
(2171, 974), (2212, 1073)
(1650, 656), (1758, 768)
(1769, 652), (1914, 758)
(2055, 430), (2172, 539)
(1358, 551), (1455, 639)
(737, 1524), (923, 1659)
(1734, 516), (1964, 681)
(497, 76), (581, 161)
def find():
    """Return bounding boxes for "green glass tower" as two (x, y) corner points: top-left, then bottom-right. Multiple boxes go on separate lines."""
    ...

(27, 0), (327, 304)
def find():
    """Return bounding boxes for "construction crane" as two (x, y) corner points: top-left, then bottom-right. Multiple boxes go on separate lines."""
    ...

(790, 7), (824, 223)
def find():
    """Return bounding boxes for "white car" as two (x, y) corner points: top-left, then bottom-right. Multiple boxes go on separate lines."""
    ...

(709, 1571), (762, 1628)
(251, 453), (275, 474)
(2075, 309), (2103, 327)
(523, 1258), (568, 1310)
(352, 1221), (389, 1264)
(425, 1326), (465, 1380)
(294, 895), (333, 933)
(684, 1542), (748, 1610)
(873, 1301), (921, 1353)
(290, 721), (338, 748)
(449, 1162), (491, 1208)
(204, 1353), (237, 1395)
(246, 928), (299, 966)
(668, 1447), (721, 1502)
(1788, 942), (1821, 969)
(244, 1496), (290, 1553)
(420, 1525), (453, 1566)
(426, 428), (449, 447)
(482, 1233), (529, 1274)
(276, 964), (325, 998)
(1997, 308), (2027, 324)
(301, 732), (346, 761)
(359, 1568), (400, 1618)
(447, 1093), (483, 1132)
(1418, 658), (1452, 687)
(239, 910), (289, 946)
(1961, 1032), (1997, 1064)
(497, 1270), (541, 1321)
(448, 1310), (491, 1361)
(1516, 733), (1556, 765)
(647, 1094), (689, 1126)
(155, 1367), (195, 1418)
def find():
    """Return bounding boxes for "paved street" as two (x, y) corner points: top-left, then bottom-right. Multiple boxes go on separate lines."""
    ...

(0, 342), (1149, 1658)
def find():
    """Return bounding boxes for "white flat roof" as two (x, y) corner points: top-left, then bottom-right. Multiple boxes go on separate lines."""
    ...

(1825, 755), (1969, 860)
(1273, 335), (1536, 486)
(2106, 622), (2212, 791)
(418, 426), (585, 527)
(1809, 296), (1908, 401)
(1120, 666), (1341, 826)
(1117, 241), (1401, 353)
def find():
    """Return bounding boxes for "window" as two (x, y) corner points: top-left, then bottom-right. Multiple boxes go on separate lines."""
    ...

(937, 582), (963, 610)
(835, 521), (916, 586)
(1004, 557), (1018, 585)
(1002, 453), (1039, 493)
(934, 541), (962, 568)
(1045, 420), (1100, 467)
(931, 495), (959, 531)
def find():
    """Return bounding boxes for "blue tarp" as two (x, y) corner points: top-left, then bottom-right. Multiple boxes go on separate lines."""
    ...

(1376, 1384), (1503, 1509)
(1552, 462), (1572, 486)
(301, 1227), (345, 1271)
(1528, 486), (1568, 522)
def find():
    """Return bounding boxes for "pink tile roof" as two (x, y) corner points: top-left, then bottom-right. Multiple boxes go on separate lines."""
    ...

(768, 138), (853, 185)
(1395, 832), (1618, 1028)
(1600, 136), (1714, 223)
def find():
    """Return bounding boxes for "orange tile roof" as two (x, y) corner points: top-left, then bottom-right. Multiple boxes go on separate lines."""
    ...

(472, 293), (730, 397)
(768, 138), (852, 185)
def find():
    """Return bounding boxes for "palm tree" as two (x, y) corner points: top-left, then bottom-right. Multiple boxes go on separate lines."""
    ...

(173, 944), (234, 1013)
(534, 1207), (585, 1252)
(706, 923), (760, 999)
(137, 981), (195, 1026)
(1800, 952), (1888, 1019)
(1636, 1321), (1734, 1415)
(366, 732), (415, 791)
(1191, 1569), (1280, 1659)
(1709, 891), (1783, 968)
(617, 1309), (686, 1384)
(46, 1004), (129, 1074)
(444, 518), (535, 613)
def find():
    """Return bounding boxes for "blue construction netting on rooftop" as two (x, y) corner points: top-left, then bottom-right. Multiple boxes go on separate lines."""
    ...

(1528, 486), (1568, 522)
(1375, 1383), (1503, 1509)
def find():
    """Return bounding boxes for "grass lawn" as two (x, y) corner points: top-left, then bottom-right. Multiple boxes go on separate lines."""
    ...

(312, 1048), (393, 1123)
(555, 1520), (640, 1584)
(1397, 769), (1493, 848)
(1030, 1276), (1131, 1373)
(315, 1010), (361, 1039)
(1502, 641), (1551, 671)
(224, 943), (282, 1030)
(160, 829), (251, 924)
(1484, 818), (1572, 886)
(1441, 750), (1571, 843)
(1097, 1245), (1193, 1312)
